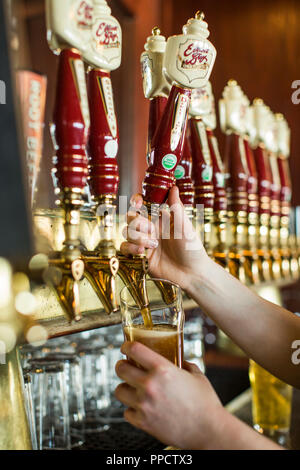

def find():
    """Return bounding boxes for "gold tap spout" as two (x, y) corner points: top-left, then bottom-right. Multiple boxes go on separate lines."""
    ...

(47, 194), (85, 323)
(83, 254), (119, 314)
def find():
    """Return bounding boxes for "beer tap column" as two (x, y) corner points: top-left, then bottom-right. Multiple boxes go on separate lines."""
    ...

(265, 109), (283, 280)
(243, 95), (261, 284)
(46, 0), (92, 321)
(142, 11), (216, 217)
(275, 114), (297, 279)
(219, 80), (251, 284)
(202, 82), (228, 268)
(189, 89), (214, 255)
(252, 99), (273, 282)
(81, 0), (121, 313)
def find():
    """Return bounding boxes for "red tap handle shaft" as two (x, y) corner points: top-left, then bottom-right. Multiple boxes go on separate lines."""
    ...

(253, 146), (272, 215)
(206, 129), (227, 212)
(52, 49), (89, 191)
(277, 157), (292, 217)
(223, 134), (248, 213)
(189, 118), (214, 210)
(175, 131), (195, 207)
(243, 138), (259, 214)
(147, 96), (168, 162)
(87, 69), (119, 199)
(142, 85), (191, 205)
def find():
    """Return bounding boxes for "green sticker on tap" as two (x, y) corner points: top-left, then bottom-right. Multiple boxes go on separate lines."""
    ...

(174, 165), (185, 180)
(162, 154), (177, 171)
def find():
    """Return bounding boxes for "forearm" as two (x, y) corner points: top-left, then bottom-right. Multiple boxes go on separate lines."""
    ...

(186, 256), (300, 388)
(202, 408), (283, 450)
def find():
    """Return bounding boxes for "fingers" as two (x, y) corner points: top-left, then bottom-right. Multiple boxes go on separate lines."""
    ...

(114, 382), (138, 408)
(121, 341), (171, 372)
(123, 407), (144, 430)
(168, 185), (182, 207)
(115, 359), (148, 388)
(126, 214), (154, 235)
(120, 241), (146, 256)
(130, 193), (143, 210)
(122, 221), (158, 248)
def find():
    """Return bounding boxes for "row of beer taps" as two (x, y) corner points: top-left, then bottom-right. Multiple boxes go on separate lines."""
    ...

(43, 1), (296, 324)
(141, 23), (297, 287)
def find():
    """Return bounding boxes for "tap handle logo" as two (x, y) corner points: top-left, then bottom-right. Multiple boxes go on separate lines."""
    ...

(76, 0), (93, 28)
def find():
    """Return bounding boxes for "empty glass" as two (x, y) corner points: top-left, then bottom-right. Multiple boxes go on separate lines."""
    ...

(42, 353), (85, 448)
(77, 338), (110, 433)
(30, 359), (70, 450)
(184, 316), (205, 373)
(23, 371), (38, 450)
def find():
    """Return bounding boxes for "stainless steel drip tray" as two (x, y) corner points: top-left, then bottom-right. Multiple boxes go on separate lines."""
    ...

(75, 422), (165, 451)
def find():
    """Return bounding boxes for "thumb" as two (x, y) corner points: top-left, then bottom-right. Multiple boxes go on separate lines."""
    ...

(167, 185), (185, 224)
(168, 185), (182, 207)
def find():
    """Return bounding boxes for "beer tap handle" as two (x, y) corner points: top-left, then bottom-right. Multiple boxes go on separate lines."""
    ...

(252, 99), (273, 216)
(198, 81), (227, 212)
(86, 69), (119, 203)
(243, 100), (259, 215)
(189, 117), (214, 210)
(220, 80), (249, 214)
(52, 49), (90, 197)
(82, 0), (122, 207)
(206, 128), (227, 212)
(142, 12), (216, 212)
(275, 114), (292, 217)
(141, 27), (171, 162)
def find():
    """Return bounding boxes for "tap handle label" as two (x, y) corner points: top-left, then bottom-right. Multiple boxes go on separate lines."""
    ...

(90, 18), (122, 69)
(87, 69), (119, 198)
(52, 49), (89, 191)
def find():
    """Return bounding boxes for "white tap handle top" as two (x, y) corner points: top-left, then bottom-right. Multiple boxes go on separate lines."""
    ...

(144, 27), (167, 53)
(275, 113), (290, 158)
(141, 28), (171, 99)
(189, 81), (217, 130)
(263, 107), (278, 154)
(46, 0), (94, 53)
(163, 11), (216, 89)
(220, 79), (246, 135)
(252, 98), (271, 147)
(183, 11), (209, 38)
(244, 95), (257, 146)
(83, 0), (122, 70)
